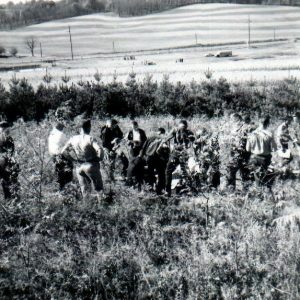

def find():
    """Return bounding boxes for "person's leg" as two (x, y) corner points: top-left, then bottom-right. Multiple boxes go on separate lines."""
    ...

(165, 155), (179, 196)
(156, 159), (167, 194)
(85, 162), (103, 193)
(146, 156), (156, 188)
(76, 164), (91, 197)
(55, 158), (73, 190)
(2, 178), (11, 199)
(108, 152), (116, 182)
(126, 158), (136, 186)
(1, 161), (19, 200)
(225, 159), (238, 190)
(119, 152), (129, 179)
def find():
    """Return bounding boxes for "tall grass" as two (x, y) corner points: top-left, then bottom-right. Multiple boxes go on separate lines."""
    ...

(0, 115), (299, 299)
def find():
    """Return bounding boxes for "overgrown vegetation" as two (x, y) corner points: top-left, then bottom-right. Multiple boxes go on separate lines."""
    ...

(0, 72), (299, 123)
(0, 116), (299, 299)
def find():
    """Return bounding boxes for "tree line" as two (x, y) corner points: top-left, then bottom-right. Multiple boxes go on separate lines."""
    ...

(1, 0), (299, 29)
(0, 71), (299, 123)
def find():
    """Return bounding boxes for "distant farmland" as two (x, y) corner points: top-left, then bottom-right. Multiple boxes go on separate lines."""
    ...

(1, 3), (300, 57)
(0, 3), (299, 85)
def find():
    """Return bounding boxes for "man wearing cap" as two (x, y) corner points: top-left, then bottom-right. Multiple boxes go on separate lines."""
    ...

(61, 120), (104, 199)
(141, 127), (170, 194)
(100, 119), (124, 181)
(164, 120), (195, 197)
(246, 116), (276, 186)
(48, 122), (73, 190)
(0, 121), (19, 200)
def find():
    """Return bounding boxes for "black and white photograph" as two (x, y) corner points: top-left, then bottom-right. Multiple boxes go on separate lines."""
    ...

(0, 0), (299, 299)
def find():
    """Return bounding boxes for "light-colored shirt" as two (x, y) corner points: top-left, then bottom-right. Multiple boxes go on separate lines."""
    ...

(246, 127), (276, 156)
(275, 122), (291, 149)
(62, 133), (103, 162)
(132, 129), (141, 143)
(48, 127), (67, 156)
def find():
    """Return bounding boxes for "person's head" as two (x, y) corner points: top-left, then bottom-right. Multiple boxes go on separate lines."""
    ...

(81, 119), (91, 134)
(0, 121), (10, 133)
(293, 111), (300, 123)
(156, 127), (166, 136)
(55, 122), (64, 131)
(283, 116), (293, 126)
(132, 121), (139, 131)
(178, 119), (188, 130)
(243, 113), (251, 125)
(262, 115), (271, 129)
(107, 119), (118, 128)
(232, 113), (242, 123)
(196, 127), (209, 139)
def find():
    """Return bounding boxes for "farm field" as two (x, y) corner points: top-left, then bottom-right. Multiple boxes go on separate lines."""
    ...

(0, 3), (300, 85)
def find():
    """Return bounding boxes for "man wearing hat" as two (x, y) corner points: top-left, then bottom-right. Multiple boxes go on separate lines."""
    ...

(61, 119), (104, 199)
(100, 119), (124, 181)
(164, 120), (195, 197)
(0, 121), (19, 200)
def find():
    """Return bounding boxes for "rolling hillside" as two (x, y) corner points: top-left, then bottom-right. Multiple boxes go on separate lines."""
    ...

(1, 3), (300, 57)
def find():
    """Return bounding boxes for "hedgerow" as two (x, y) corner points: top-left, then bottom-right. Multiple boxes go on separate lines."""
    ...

(0, 72), (299, 123)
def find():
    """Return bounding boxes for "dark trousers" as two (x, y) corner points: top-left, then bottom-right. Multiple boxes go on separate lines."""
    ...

(54, 156), (73, 190)
(249, 154), (272, 186)
(0, 157), (19, 200)
(226, 152), (251, 189)
(126, 157), (144, 189)
(166, 152), (189, 196)
(147, 156), (167, 194)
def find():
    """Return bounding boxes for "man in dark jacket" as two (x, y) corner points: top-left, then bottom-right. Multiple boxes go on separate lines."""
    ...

(126, 121), (147, 189)
(164, 120), (195, 197)
(141, 128), (170, 194)
(100, 119), (124, 181)
(0, 121), (19, 200)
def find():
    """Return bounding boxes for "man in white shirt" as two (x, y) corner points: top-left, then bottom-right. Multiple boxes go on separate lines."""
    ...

(246, 116), (276, 186)
(48, 122), (73, 190)
(61, 120), (104, 198)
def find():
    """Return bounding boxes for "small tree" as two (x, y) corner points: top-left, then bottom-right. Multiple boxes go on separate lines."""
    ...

(25, 37), (37, 57)
(0, 46), (5, 55)
(10, 47), (18, 57)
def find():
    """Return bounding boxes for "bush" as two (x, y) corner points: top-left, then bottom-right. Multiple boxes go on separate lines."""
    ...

(0, 45), (5, 55)
(9, 47), (18, 57)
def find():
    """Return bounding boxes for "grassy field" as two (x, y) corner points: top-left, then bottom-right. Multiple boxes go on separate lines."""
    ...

(0, 115), (299, 299)
(0, 3), (300, 86)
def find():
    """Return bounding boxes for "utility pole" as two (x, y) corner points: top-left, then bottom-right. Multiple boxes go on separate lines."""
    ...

(248, 15), (251, 47)
(40, 42), (43, 58)
(113, 41), (115, 52)
(195, 33), (198, 45)
(68, 26), (74, 60)
(273, 28), (276, 41)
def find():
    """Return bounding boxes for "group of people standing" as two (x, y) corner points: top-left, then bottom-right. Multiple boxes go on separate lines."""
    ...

(0, 111), (299, 201)
(47, 111), (300, 200)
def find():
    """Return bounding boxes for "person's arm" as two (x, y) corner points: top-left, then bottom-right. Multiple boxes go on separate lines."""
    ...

(164, 128), (176, 143)
(92, 138), (104, 161)
(246, 135), (253, 153)
(61, 138), (72, 155)
(117, 126), (124, 139)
